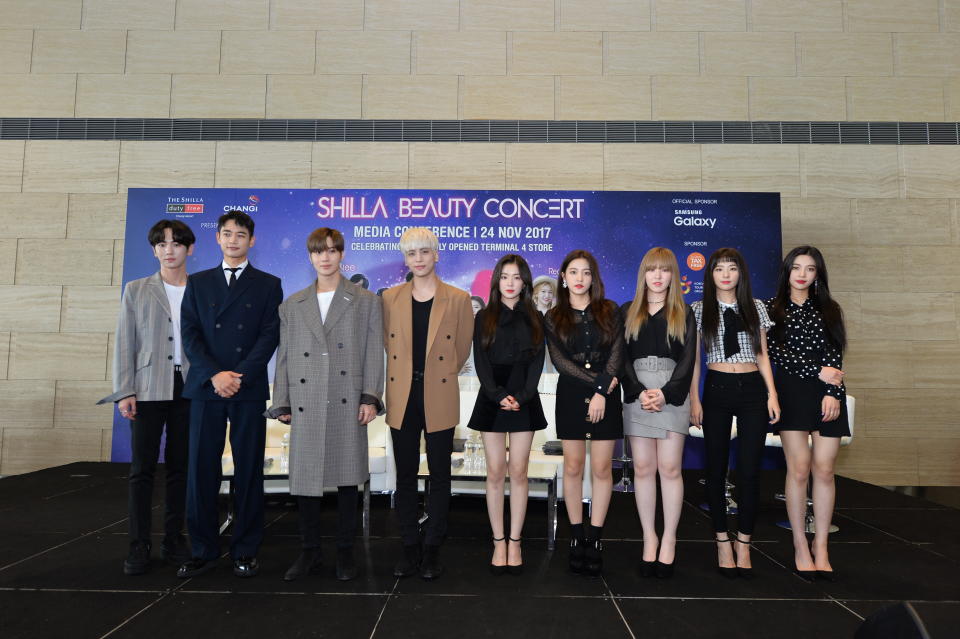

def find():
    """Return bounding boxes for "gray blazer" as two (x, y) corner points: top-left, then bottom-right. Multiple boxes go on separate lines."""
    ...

(267, 277), (384, 494)
(99, 272), (191, 404)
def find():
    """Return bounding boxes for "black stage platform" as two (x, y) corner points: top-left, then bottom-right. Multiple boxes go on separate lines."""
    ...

(1, 463), (957, 638)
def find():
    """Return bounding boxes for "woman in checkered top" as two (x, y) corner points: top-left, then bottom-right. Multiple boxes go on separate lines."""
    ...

(689, 248), (780, 580)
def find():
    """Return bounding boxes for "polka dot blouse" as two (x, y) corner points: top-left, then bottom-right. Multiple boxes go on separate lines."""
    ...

(764, 298), (845, 400)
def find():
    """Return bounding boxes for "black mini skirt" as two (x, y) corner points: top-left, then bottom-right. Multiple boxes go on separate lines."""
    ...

(774, 369), (850, 438)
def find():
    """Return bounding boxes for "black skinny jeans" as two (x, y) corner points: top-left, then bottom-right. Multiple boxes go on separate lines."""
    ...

(297, 486), (359, 550)
(128, 370), (190, 544)
(702, 370), (770, 536)
(391, 381), (454, 547)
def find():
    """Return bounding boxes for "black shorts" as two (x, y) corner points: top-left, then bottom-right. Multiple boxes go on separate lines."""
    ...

(774, 369), (850, 438)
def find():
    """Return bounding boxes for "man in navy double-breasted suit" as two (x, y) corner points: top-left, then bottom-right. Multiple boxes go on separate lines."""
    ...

(177, 210), (282, 579)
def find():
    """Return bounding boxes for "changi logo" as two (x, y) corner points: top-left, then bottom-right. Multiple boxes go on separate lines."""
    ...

(686, 252), (706, 271)
(672, 198), (716, 228)
(166, 203), (204, 213)
(223, 196), (259, 213)
(679, 275), (692, 295)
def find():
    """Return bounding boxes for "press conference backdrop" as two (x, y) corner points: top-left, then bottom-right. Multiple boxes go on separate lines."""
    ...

(114, 188), (782, 464)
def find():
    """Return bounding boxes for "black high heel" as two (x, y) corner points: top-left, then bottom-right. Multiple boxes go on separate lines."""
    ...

(735, 535), (755, 580)
(568, 536), (586, 574)
(489, 536), (507, 576)
(507, 537), (523, 576)
(715, 536), (738, 580)
(638, 559), (656, 578)
(655, 560), (674, 579)
(794, 567), (816, 582)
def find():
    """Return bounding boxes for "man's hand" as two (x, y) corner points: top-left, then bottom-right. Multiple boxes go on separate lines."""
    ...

(211, 371), (242, 398)
(277, 414), (292, 424)
(358, 404), (377, 425)
(118, 396), (137, 420)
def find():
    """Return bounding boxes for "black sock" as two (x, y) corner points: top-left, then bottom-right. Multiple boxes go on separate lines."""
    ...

(586, 524), (603, 543)
(570, 522), (585, 541)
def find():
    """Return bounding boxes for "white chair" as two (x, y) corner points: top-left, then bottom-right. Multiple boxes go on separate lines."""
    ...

(766, 395), (856, 534)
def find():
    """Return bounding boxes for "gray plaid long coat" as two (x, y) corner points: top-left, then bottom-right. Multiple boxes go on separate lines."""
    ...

(267, 277), (384, 494)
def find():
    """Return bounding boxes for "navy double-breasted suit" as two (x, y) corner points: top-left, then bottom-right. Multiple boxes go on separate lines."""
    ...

(181, 263), (282, 561)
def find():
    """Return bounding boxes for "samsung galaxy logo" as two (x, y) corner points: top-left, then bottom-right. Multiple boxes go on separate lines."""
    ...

(673, 209), (716, 228)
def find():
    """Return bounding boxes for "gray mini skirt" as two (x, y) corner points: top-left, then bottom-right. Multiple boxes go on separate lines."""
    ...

(623, 357), (690, 439)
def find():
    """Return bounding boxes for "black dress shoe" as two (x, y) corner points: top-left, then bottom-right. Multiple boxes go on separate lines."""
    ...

(124, 540), (151, 576)
(393, 544), (421, 578)
(816, 570), (837, 582)
(284, 550), (322, 582)
(583, 539), (603, 579)
(794, 568), (816, 582)
(420, 545), (443, 581)
(177, 557), (216, 579)
(233, 556), (259, 578)
(568, 537), (586, 574)
(160, 534), (191, 566)
(655, 561), (674, 579)
(638, 559), (656, 578)
(336, 547), (357, 581)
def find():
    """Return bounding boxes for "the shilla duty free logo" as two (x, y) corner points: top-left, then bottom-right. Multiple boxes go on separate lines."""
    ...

(166, 203), (204, 213)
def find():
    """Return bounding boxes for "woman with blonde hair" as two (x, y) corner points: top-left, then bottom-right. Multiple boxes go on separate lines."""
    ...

(620, 247), (696, 579)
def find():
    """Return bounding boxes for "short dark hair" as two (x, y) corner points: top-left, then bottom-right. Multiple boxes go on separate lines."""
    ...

(148, 219), (196, 247)
(307, 227), (344, 253)
(217, 210), (255, 235)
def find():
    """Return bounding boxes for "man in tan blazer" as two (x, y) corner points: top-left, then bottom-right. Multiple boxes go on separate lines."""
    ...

(100, 219), (195, 576)
(383, 227), (473, 580)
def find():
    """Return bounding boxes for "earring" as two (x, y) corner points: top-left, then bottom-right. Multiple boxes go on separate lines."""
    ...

(562, 280), (567, 289)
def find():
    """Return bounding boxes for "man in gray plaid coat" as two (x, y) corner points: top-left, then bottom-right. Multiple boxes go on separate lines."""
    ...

(267, 227), (384, 581)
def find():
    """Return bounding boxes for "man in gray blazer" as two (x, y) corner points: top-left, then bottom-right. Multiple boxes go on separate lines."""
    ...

(267, 227), (384, 582)
(100, 219), (195, 575)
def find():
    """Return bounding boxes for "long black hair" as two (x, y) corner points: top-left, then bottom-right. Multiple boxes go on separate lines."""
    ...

(547, 249), (617, 346)
(770, 245), (846, 353)
(701, 247), (762, 354)
(479, 254), (544, 350)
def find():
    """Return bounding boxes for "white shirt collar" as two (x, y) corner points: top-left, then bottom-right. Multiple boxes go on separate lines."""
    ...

(222, 260), (249, 272)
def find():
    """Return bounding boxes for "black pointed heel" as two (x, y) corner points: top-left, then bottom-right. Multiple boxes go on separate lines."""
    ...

(716, 536), (738, 580)
(507, 537), (523, 576)
(489, 536), (507, 576)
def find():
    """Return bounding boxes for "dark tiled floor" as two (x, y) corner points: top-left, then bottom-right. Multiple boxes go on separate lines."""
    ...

(1, 463), (958, 639)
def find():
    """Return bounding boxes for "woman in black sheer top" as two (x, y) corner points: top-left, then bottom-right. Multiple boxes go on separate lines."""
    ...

(620, 248), (696, 579)
(545, 250), (623, 578)
(467, 255), (546, 575)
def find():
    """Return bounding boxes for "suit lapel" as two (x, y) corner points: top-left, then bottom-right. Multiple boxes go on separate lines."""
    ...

(322, 276), (353, 332)
(146, 272), (171, 315)
(426, 281), (449, 354)
(295, 283), (327, 347)
(217, 264), (256, 318)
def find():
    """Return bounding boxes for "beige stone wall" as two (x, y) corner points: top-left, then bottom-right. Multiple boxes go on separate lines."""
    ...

(0, 0), (958, 484)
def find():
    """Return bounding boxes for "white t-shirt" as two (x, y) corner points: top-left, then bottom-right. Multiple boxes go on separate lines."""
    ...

(317, 290), (336, 323)
(163, 281), (187, 365)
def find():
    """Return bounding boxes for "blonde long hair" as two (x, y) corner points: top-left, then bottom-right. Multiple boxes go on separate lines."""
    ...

(624, 247), (687, 344)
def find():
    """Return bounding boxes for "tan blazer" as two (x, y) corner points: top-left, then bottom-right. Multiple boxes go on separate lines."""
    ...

(382, 280), (473, 433)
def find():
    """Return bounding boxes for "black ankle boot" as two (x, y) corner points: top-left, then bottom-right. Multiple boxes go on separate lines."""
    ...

(284, 549), (322, 582)
(584, 539), (603, 578)
(393, 544), (421, 578)
(568, 537), (586, 574)
(420, 544), (443, 581)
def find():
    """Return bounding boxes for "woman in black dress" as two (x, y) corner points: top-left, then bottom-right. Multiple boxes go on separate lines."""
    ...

(468, 254), (546, 575)
(545, 250), (624, 578)
(766, 246), (848, 582)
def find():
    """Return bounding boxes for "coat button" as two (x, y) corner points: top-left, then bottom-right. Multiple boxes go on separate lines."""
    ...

(167, 355), (173, 360)
(340, 370), (346, 376)
(390, 333), (395, 337)
(393, 355), (397, 359)
(446, 335), (451, 339)
(298, 407), (303, 412)
(168, 337), (173, 341)
(441, 378), (447, 383)
(390, 377), (394, 381)
(237, 324), (243, 329)
(438, 356), (444, 361)
(215, 323), (221, 328)
(236, 347), (242, 352)
(338, 343), (343, 348)
(168, 318), (171, 322)
(304, 352), (309, 357)
(341, 398), (347, 404)
(246, 303), (252, 308)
